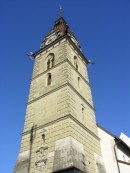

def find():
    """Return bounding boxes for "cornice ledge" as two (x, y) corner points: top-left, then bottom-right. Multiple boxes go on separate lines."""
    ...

(27, 83), (68, 105)
(31, 59), (67, 81)
(68, 83), (95, 111)
(66, 59), (90, 87)
(22, 114), (99, 141)
(65, 35), (89, 64)
(32, 35), (67, 57)
(27, 82), (95, 112)
(32, 35), (89, 66)
(32, 59), (90, 87)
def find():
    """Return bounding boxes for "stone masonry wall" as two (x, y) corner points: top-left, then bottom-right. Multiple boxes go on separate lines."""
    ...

(20, 117), (101, 173)
(32, 40), (68, 79)
(23, 84), (97, 136)
(15, 38), (101, 173)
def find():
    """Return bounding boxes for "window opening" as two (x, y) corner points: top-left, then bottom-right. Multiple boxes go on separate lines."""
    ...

(42, 134), (45, 145)
(78, 77), (80, 87)
(81, 104), (85, 120)
(47, 73), (51, 85)
(47, 59), (50, 70)
(51, 57), (54, 67)
(74, 56), (78, 71)
(47, 53), (55, 70)
(76, 62), (78, 71)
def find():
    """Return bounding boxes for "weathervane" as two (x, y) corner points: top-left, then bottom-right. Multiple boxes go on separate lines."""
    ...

(59, 4), (62, 17)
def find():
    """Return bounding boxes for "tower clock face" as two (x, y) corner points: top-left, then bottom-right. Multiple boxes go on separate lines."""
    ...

(45, 35), (57, 45)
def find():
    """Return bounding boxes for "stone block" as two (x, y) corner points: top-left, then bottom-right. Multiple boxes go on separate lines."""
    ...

(53, 136), (88, 173)
(13, 151), (30, 173)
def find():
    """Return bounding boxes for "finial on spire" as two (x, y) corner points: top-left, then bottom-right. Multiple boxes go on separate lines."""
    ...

(59, 4), (62, 17)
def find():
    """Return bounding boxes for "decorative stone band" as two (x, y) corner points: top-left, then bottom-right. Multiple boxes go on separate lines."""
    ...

(52, 136), (88, 173)
(33, 35), (89, 65)
(27, 82), (94, 112)
(22, 114), (100, 141)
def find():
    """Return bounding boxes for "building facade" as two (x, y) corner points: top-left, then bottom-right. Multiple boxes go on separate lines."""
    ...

(13, 17), (106, 173)
(97, 124), (130, 173)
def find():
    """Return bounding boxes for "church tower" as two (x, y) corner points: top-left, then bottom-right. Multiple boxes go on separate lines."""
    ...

(14, 16), (105, 173)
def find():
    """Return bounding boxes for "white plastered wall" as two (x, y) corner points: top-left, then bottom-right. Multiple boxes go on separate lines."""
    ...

(97, 127), (119, 173)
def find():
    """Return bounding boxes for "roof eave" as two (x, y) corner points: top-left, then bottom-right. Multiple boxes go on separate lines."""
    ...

(97, 123), (130, 150)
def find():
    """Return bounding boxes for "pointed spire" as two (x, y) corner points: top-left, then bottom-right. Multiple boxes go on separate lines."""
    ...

(59, 4), (62, 18)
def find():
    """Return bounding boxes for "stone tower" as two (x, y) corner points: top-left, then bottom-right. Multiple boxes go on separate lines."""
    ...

(13, 17), (105, 173)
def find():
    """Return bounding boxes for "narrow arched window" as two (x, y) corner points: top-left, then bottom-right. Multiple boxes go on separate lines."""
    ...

(76, 62), (78, 71)
(51, 57), (54, 67)
(78, 77), (80, 88)
(74, 56), (78, 71)
(46, 53), (55, 70)
(47, 59), (50, 70)
(81, 104), (85, 120)
(42, 134), (45, 145)
(47, 73), (51, 85)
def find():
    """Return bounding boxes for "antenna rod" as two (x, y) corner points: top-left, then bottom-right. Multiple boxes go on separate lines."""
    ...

(59, 4), (62, 17)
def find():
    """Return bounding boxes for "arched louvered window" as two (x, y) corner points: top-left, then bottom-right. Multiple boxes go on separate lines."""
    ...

(51, 57), (54, 67)
(46, 53), (55, 70)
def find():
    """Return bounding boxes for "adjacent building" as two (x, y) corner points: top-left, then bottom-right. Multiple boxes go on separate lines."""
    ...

(97, 124), (130, 173)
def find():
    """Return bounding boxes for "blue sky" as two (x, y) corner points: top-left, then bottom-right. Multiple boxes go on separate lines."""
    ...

(0, 1), (130, 172)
